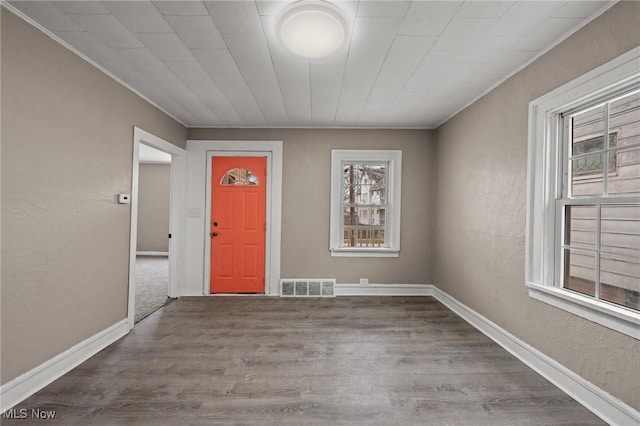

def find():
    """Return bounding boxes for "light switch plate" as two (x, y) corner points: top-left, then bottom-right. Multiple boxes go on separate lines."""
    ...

(118, 194), (131, 204)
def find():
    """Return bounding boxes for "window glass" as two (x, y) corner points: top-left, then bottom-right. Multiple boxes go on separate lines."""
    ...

(601, 204), (640, 259)
(564, 205), (597, 250)
(600, 204), (640, 310)
(570, 106), (606, 197)
(608, 91), (640, 196)
(571, 134), (617, 176)
(563, 249), (596, 297)
(341, 162), (387, 248)
(600, 254), (639, 310)
(562, 89), (640, 312)
(220, 168), (259, 186)
(608, 145), (640, 196)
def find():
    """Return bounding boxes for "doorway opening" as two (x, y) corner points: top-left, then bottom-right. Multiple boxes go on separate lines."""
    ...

(128, 127), (185, 330)
(135, 144), (172, 322)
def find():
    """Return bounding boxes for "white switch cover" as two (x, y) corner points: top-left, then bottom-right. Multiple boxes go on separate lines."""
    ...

(118, 194), (131, 204)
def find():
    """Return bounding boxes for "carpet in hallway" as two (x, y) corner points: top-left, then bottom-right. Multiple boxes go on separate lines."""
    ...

(135, 255), (169, 323)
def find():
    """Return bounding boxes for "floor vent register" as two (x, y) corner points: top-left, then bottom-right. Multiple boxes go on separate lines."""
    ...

(280, 279), (336, 297)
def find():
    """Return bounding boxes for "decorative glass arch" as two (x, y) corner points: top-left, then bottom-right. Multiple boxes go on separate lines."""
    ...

(220, 168), (259, 185)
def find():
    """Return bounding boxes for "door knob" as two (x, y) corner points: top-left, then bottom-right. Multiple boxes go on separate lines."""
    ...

(211, 232), (218, 237)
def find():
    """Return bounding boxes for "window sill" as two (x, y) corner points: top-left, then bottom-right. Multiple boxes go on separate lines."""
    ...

(526, 282), (640, 340)
(330, 248), (399, 258)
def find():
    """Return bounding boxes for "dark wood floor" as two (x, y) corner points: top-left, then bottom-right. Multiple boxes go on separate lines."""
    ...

(4, 297), (604, 425)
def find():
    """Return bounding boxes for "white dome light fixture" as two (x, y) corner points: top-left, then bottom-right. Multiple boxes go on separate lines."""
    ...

(277, 1), (348, 59)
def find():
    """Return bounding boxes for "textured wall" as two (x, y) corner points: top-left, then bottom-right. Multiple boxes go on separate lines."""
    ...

(1, 9), (186, 384)
(187, 128), (435, 286)
(434, 2), (640, 410)
(137, 164), (171, 253)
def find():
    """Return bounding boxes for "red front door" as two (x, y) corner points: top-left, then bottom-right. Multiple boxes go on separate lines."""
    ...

(210, 156), (266, 293)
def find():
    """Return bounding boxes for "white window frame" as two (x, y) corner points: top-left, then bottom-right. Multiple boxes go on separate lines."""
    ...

(330, 150), (402, 257)
(526, 47), (640, 340)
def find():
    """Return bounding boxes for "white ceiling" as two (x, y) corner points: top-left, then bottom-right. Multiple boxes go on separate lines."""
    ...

(7, 0), (613, 128)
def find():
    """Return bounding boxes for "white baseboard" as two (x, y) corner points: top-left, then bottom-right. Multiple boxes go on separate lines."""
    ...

(0, 319), (128, 411)
(335, 283), (433, 296)
(136, 251), (169, 256)
(429, 286), (640, 426)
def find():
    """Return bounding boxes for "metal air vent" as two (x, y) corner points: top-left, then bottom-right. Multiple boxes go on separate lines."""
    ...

(280, 279), (336, 297)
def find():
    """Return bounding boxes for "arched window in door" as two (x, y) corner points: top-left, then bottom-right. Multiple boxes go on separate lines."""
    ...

(220, 168), (259, 185)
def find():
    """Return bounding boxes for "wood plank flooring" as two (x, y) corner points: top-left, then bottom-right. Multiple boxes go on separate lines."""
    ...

(3, 297), (605, 425)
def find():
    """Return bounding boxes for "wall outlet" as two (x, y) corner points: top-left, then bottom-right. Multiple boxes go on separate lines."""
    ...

(359, 278), (369, 284)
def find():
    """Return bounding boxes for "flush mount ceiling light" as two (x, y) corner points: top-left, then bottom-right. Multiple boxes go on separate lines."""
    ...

(277, 1), (348, 59)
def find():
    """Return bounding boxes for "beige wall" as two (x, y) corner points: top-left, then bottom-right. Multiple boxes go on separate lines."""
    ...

(1, 9), (187, 384)
(188, 128), (435, 285)
(434, 1), (640, 410)
(137, 164), (171, 253)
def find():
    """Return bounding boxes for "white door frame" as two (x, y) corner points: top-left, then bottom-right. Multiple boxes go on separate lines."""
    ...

(128, 127), (186, 330)
(197, 141), (282, 296)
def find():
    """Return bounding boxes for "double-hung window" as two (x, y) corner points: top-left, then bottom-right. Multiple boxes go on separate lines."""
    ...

(330, 150), (402, 257)
(527, 47), (640, 339)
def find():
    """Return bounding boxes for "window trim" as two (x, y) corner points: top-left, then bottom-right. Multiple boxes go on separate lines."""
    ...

(526, 46), (640, 340)
(330, 150), (402, 257)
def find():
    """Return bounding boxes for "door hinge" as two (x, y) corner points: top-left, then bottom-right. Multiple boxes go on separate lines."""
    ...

(168, 233), (172, 239)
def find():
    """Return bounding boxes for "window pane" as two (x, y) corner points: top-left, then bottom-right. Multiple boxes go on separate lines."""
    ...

(570, 158), (603, 197)
(369, 164), (387, 204)
(342, 163), (361, 204)
(220, 168), (258, 185)
(600, 255), (640, 310)
(609, 90), (640, 140)
(563, 249), (596, 297)
(356, 207), (371, 224)
(343, 163), (387, 203)
(601, 204), (640, 259)
(343, 227), (355, 247)
(353, 225), (385, 248)
(343, 206), (356, 247)
(372, 227), (385, 247)
(607, 146), (640, 195)
(351, 206), (386, 226)
(341, 206), (387, 248)
(358, 226), (372, 247)
(341, 161), (388, 249)
(359, 206), (369, 221)
(570, 106), (606, 197)
(572, 106), (605, 154)
(607, 90), (640, 196)
(565, 205), (597, 250)
(378, 207), (386, 227)
(571, 135), (616, 175)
